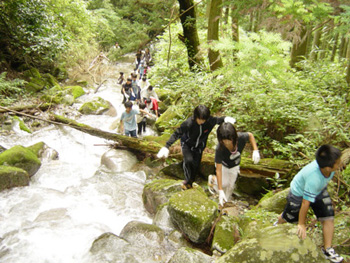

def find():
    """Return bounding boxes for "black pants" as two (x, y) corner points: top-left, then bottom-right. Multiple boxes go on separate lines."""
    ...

(181, 143), (203, 185)
(137, 118), (146, 135)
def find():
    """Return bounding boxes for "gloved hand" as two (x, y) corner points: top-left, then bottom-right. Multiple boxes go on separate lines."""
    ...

(157, 147), (169, 158)
(252, 150), (260, 164)
(224, 116), (236, 125)
(125, 94), (129, 99)
(218, 190), (227, 206)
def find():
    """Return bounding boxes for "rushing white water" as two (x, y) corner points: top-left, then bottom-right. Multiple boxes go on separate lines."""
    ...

(0, 59), (157, 263)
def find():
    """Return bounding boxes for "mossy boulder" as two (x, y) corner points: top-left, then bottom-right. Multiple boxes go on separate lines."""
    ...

(0, 145), (41, 177)
(12, 116), (32, 133)
(158, 163), (184, 180)
(168, 187), (218, 244)
(168, 247), (213, 263)
(78, 97), (111, 115)
(65, 85), (85, 99)
(216, 224), (328, 263)
(24, 69), (60, 92)
(211, 215), (240, 253)
(0, 165), (30, 191)
(155, 105), (187, 132)
(257, 188), (289, 213)
(26, 142), (59, 160)
(142, 179), (183, 215)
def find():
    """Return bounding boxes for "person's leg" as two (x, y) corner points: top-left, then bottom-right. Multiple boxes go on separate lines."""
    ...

(142, 119), (146, 132)
(181, 143), (195, 186)
(221, 165), (239, 201)
(129, 129), (137, 138)
(125, 130), (131, 137)
(322, 219), (334, 249)
(277, 191), (302, 224)
(137, 122), (142, 135)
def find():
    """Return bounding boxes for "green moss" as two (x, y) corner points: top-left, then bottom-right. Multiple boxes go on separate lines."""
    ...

(78, 97), (110, 115)
(212, 216), (240, 253)
(65, 85), (85, 99)
(0, 165), (30, 191)
(12, 116), (32, 133)
(27, 142), (45, 157)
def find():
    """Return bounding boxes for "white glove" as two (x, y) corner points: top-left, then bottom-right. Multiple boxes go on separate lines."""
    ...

(125, 94), (129, 99)
(252, 150), (260, 164)
(157, 147), (169, 158)
(224, 117), (236, 125)
(218, 190), (227, 206)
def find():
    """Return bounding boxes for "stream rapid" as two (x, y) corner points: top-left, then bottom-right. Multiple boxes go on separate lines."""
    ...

(0, 55), (156, 263)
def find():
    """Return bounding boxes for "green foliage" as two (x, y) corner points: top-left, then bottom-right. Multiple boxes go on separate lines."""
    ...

(0, 72), (26, 106)
(151, 25), (350, 161)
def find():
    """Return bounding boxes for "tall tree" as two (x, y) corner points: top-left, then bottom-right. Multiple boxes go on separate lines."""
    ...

(177, 0), (203, 70)
(207, 0), (223, 71)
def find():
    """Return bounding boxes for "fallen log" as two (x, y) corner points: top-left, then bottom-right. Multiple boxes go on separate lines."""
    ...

(0, 103), (51, 113)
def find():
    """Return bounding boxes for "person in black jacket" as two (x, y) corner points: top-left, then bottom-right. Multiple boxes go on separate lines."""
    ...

(157, 105), (235, 189)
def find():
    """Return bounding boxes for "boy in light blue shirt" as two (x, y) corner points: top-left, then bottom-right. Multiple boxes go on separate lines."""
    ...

(119, 101), (150, 137)
(276, 145), (344, 263)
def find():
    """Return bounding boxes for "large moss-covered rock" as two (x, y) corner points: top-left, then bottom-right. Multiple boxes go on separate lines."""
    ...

(0, 165), (30, 191)
(216, 224), (328, 263)
(26, 142), (59, 160)
(257, 188), (289, 213)
(155, 105), (186, 132)
(78, 97), (112, 115)
(168, 188), (218, 244)
(142, 179), (183, 215)
(65, 85), (85, 99)
(168, 247), (213, 263)
(211, 215), (240, 253)
(0, 145), (41, 177)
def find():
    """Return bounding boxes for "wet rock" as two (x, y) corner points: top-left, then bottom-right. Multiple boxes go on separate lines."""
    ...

(216, 224), (328, 263)
(0, 165), (29, 191)
(142, 178), (183, 215)
(27, 142), (59, 160)
(153, 204), (176, 233)
(64, 85), (85, 99)
(168, 247), (213, 263)
(257, 188), (289, 213)
(78, 97), (114, 115)
(90, 232), (140, 263)
(211, 215), (240, 253)
(168, 187), (218, 244)
(0, 145), (41, 177)
(101, 149), (137, 172)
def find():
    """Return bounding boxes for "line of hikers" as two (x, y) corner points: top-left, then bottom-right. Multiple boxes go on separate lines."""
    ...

(116, 49), (345, 263)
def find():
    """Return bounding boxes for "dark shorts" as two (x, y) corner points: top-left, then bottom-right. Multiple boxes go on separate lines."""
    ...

(282, 189), (334, 223)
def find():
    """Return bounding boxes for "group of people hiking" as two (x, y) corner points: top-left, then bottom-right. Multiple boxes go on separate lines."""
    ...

(118, 48), (159, 137)
(116, 48), (345, 263)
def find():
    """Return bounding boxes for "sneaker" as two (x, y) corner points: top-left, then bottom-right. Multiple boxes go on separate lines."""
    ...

(208, 175), (216, 195)
(273, 220), (278, 226)
(322, 247), (343, 263)
(181, 181), (192, 190)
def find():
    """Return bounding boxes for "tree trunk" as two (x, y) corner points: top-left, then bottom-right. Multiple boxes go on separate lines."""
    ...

(290, 25), (310, 68)
(346, 37), (350, 85)
(177, 0), (203, 70)
(207, 0), (223, 71)
(330, 32), (339, 62)
(310, 27), (322, 61)
(338, 35), (347, 60)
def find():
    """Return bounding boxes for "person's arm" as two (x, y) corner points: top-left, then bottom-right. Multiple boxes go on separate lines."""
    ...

(119, 120), (123, 134)
(216, 163), (223, 190)
(297, 199), (310, 240)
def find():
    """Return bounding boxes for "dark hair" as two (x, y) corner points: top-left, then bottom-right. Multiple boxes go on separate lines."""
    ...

(145, 98), (151, 103)
(124, 101), (133, 108)
(120, 72), (124, 75)
(142, 76), (146, 80)
(126, 78), (132, 82)
(148, 85), (153, 91)
(217, 122), (238, 149)
(139, 102), (146, 109)
(132, 74), (137, 78)
(316, 144), (341, 168)
(193, 105), (210, 120)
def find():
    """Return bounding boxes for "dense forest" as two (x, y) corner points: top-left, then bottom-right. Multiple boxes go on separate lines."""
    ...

(1, 0), (350, 197)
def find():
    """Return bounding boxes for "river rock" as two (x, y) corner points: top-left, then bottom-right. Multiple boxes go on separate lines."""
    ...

(27, 141), (59, 160)
(78, 97), (115, 115)
(168, 187), (218, 244)
(119, 220), (174, 262)
(101, 149), (138, 172)
(0, 165), (30, 191)
(90, 232), (140, 263)
(257, 188), (289, 213)
(0, 145), (41, 177)
(211, 215), (240, 253)
(142, 178), (183, 215)
(168, 247), (213, 263)
(216, 224), (328, 263)
(153, 204), (176, 233)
